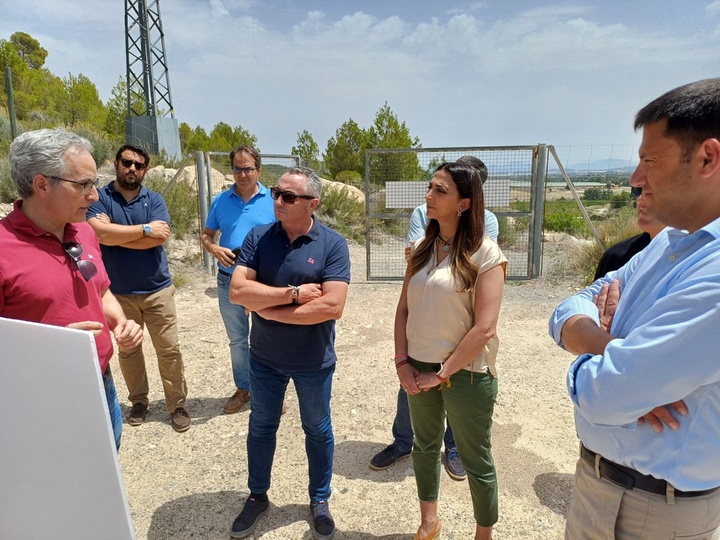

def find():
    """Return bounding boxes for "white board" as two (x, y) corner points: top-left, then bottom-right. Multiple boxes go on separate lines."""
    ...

(0, 317), (136, 540)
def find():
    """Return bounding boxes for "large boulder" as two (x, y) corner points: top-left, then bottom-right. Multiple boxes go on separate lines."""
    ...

(321, 178), (365, 204)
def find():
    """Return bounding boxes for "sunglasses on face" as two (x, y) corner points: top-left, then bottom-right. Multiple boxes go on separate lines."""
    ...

(120, 158), (147, 170)
(270, 186), (316, 205)
(631, 187), (642, 199)
(62, 242), (98, 282)
(52, 176), (99, 195)
(232, 166), (258, 175)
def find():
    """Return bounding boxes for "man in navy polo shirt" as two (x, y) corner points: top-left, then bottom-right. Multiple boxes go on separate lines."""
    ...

(87, 144), (190, 433)
(201, 145), (275, 414)
(228, 167), (350, 540)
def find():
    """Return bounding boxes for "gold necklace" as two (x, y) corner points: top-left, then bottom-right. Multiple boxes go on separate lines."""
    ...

(437, 234), (453, 253)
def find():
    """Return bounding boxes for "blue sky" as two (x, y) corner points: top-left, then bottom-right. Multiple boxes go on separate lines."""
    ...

(2, 1), (720, 161)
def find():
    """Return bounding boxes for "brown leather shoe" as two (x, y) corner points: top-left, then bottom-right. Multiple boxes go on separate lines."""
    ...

(223, 389), (250, 414)
(127, 402), (148, 426)
(171, 407), (191, 433)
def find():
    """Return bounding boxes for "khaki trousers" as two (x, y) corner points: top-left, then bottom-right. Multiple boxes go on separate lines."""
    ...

(116, 284), (187, 413)
(565, 456), (720, 540)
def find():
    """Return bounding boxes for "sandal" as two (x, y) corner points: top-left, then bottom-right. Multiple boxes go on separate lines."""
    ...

(414, 519), (441, 540)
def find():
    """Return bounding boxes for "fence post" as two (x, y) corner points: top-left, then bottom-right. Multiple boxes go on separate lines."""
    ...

(195, 151), (212, 273)
(529, 145), (548, 278)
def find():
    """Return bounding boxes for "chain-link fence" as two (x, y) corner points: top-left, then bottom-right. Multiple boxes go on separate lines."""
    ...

(364, 146), (546, 280)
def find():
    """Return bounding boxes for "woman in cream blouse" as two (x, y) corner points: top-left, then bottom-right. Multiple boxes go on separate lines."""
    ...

(394, 161), (507, 540)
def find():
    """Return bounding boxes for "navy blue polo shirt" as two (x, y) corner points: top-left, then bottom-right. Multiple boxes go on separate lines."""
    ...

(87, 182), (172, 295)
(238, 218), (351, 371)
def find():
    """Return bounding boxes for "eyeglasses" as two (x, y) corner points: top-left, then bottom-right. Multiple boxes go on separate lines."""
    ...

(120, 158), (147, 170)
(232, 166), (259, 175)
(52, 176), (100, 195)
(270, 186), (316, 205)
(631, 187), (642, 199)
(62, 242), (98, 282)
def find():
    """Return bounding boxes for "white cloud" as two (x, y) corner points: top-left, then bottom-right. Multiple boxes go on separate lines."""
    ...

(707, 0), (720, 16)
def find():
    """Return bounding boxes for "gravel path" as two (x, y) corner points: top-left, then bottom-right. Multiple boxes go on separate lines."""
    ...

(115, 241), (583, 540)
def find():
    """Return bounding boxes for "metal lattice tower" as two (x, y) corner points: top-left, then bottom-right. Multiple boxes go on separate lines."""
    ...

(124, 0), (182, 158)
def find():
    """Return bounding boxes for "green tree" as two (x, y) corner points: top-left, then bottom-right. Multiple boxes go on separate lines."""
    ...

(104, 76), (128, 142)
(58, 73), (106, 129)
(10, 32), (48, 70)
(184, 126), (210, 153)
(292, 130), (322, 171)
(366, 102), (421, 183)
(178, 122), (193, 153)
(323, 119), (368, 178)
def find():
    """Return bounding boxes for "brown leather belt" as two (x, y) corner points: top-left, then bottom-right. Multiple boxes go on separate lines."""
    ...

(580, 444), (719, 498)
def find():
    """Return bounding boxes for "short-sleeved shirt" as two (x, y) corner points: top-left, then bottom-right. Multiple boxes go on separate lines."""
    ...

(87, 182), (172, 295)
(205, 184), (275, 273)
(406, 238), (507, 376)
(237, 219), (351, 371)
(0, 200), (114, 371)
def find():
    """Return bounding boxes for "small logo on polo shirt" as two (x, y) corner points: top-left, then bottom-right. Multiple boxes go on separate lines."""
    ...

(308, 257), (315, 264)
(88, 254), (95, 259)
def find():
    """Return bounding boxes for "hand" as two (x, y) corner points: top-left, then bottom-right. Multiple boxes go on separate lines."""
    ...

(213, 246), (237, 268)
(112, 319), (143, 349)
(298, 283), (322, 304)
(67, 320), (104, 336)
(593, 279), (620, 333)
(147, 220), (171, 240)
(398, 364), (421, 395)
(415, 371), (442, 391)
(94, 213), (111, 224)
(638, 400), (687, 432)
(404, 241), (415, 262)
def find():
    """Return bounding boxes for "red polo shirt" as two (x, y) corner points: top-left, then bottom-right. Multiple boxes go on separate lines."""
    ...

(0, 200), (114, 371)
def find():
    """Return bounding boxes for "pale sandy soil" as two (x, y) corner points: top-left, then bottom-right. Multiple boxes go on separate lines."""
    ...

(114, 240), (584, 540)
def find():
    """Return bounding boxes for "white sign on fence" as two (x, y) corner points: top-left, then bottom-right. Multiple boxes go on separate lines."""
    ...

(385, 180), (511, 209)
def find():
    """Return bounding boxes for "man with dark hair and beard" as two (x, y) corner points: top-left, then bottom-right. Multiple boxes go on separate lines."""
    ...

(87, 144), (190, 433)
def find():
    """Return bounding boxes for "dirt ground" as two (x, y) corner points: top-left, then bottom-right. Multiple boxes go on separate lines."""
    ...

(112, 239), (584, 540)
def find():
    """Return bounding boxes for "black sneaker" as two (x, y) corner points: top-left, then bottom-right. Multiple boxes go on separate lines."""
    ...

(310, 500), (336, 540)
(443, 447), (467, 481)
(127, 403), (147, 426)
(369, 444), (411, 470)
(230, 496), (269, 538)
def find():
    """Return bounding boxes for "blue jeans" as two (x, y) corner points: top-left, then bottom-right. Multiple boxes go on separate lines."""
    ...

(247, 358), (335, 501)
(393, 387), (455, 453)
(217, 271), (250, 391)
(103, 368), (122, 451)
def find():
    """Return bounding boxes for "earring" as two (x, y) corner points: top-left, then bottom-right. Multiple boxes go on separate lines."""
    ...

(457, 209), (462, 217)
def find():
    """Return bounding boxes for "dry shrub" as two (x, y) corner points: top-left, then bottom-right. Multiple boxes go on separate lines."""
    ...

(570, 206), (640, 284)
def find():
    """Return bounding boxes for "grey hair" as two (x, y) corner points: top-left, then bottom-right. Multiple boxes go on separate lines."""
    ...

(10, 129), (94, 199)
(287, 166), (323, 198)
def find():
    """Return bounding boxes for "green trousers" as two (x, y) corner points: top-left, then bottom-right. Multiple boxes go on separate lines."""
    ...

(407, 359), (499, 527)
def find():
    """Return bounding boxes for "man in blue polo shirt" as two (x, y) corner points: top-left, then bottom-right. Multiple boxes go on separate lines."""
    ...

(201, 145), (275, 414)
(87, 144), (190, 433)
(228, 167), (350, 540)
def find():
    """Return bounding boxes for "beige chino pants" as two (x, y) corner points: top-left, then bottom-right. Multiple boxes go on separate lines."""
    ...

(116, 284), (187, 413)
(565, 457), (720, 540)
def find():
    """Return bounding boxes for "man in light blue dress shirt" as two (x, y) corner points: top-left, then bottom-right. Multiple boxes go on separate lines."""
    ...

(550, 79), (720, 538)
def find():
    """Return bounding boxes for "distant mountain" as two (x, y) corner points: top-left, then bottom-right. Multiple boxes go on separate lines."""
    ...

(548, 158), (637, 173)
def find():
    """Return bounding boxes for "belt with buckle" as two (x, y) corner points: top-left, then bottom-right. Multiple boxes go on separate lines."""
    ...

(580, 444), (719, 498)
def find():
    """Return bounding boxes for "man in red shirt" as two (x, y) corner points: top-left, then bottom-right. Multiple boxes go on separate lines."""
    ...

(0, 129), (143, 450)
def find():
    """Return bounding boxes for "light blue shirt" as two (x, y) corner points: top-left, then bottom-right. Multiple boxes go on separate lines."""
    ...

(204, 183), (275, 271)
(549, 217), (720, 491)
(407, 203), (499, 243)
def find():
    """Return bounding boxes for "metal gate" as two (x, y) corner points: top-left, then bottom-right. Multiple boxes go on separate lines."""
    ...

(364, 145), (548, 280)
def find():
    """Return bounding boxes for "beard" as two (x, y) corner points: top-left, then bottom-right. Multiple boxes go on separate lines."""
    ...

(117, 175), (141, 191)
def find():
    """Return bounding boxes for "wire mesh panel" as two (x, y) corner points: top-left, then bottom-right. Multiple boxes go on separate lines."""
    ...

(365, 146), (538, 280)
